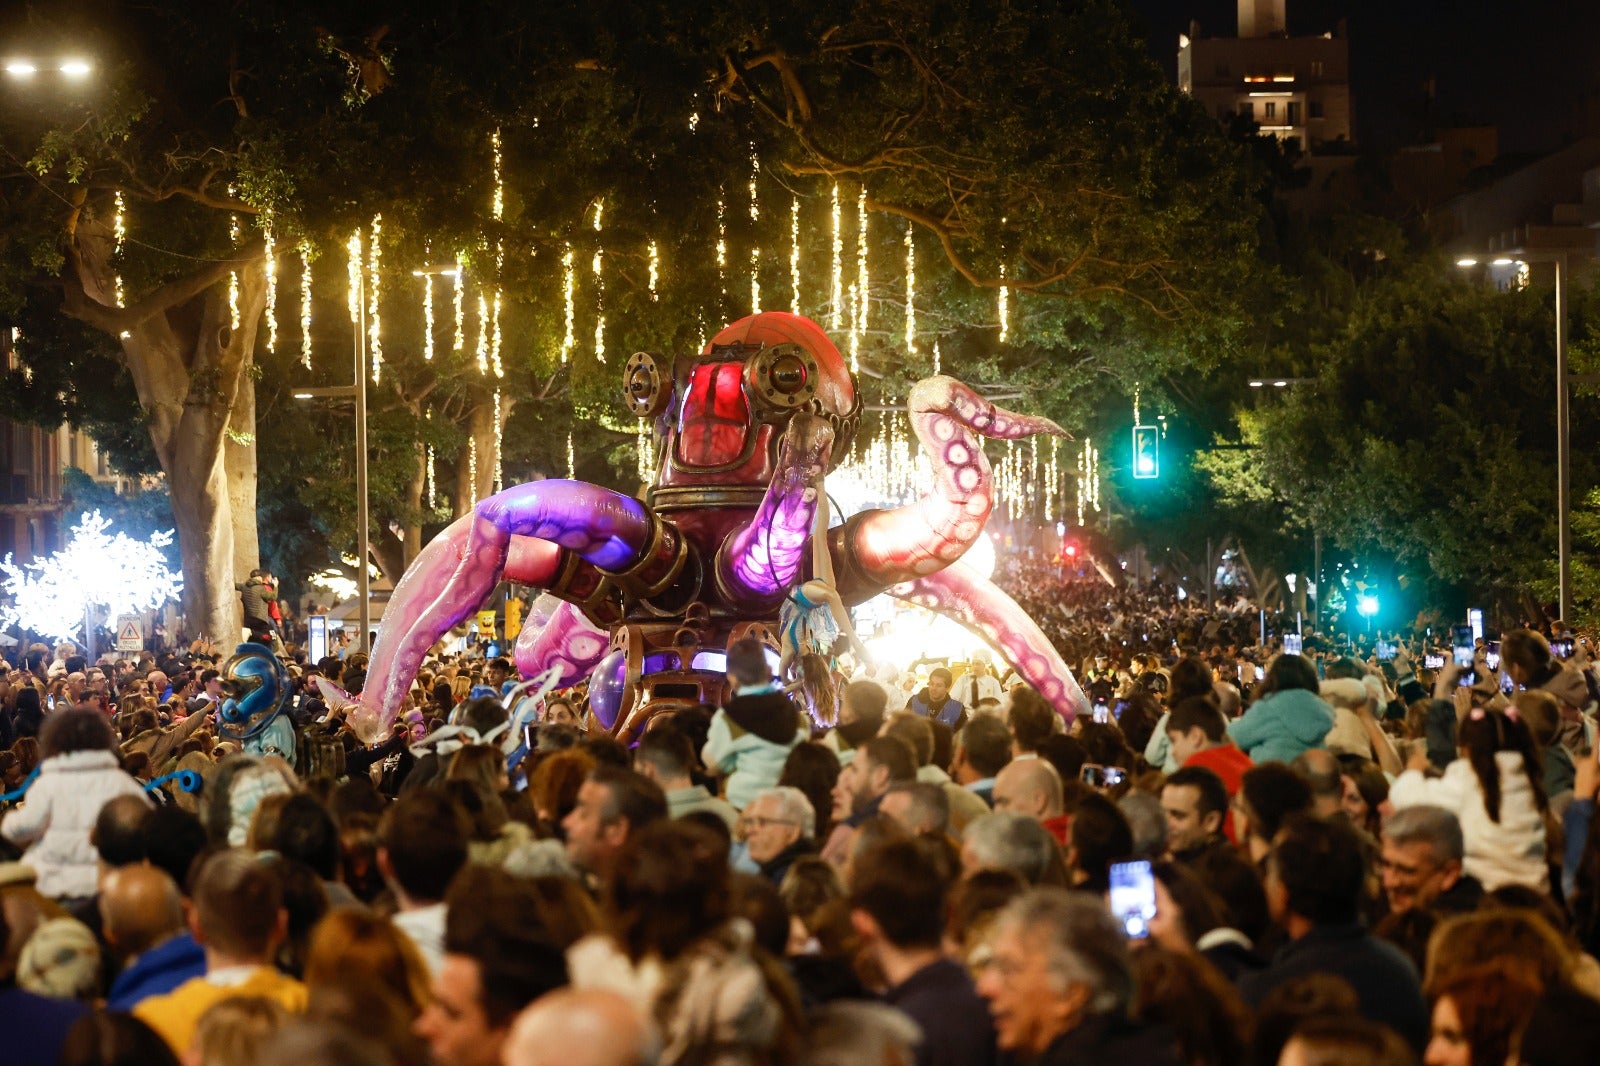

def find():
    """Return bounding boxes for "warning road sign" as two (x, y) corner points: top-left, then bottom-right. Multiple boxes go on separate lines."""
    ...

(116, 620), (143, 652)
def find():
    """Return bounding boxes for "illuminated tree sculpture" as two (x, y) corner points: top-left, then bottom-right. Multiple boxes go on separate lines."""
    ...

(0, 510), (183, 644)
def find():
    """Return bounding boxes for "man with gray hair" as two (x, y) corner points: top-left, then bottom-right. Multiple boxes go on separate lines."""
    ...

(992, 758), (1068, 845)
(879, 781), (950, 838)
(1380, 805), (1482, 915)
(960, 812), (1059, 885)
(744, 786), (818, 886)
(975, 888), (1181, 1063)
(502, 987), (658, 1066)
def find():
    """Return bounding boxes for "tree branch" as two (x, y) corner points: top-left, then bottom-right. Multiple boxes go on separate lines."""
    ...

(63, 237), (266, 336)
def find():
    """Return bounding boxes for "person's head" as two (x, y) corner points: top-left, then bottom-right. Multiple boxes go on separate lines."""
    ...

(1267, 814), (1365, 930)
(501, 988), (657, 1066)
(140, 806), (208, 896)
(1291, 748), (1346, 819)
(839, 679), (888, 737)
(1066, 792), (1132, 890)
(742, 786), (815, 864)
(1424, 908), (1575, 995)
(98, 864), (185, 960)
(269, 793), (342, 882)
(39, 707), (117, 759)
(192, 995), (290, 1066)
(92, 794), (152, 869)
(882, 712), (935, 768)
(833, 736), (915, 821)
(1161, 766), (1228, 856)
(1164, 696), (1227, 766)
(454, 695), (509, 739)
(1380, 805), (1465, 915)
(955, 713), (1013, 782)
(992, 758), (1064, 820)
(850, 837), (951, 951)
(377, 790), (471, 907)
(304, 909), (431, 1015)
(726, 637), (773, 688)
(1500, 629), (1556, 688)
(1260, 653), (1321, 696)
(633, 725), (696, 789)
(201, 669), (223, 698)
(1128, 945), (1251, 1066)
(1424, 962), (1543, 1066)
(1007, 688), (1056, 753)
(446, 744), (510, 795)
(1457, 706), (1547, 823)
(878, 781), (950, 837)
(562, 765), (667, 877)
(1166, 657), (1214, 705)
(543, 697), (580, 728)
(976, 888), (1133, 1055)
(925, 667), (953, 705)
(1236, 762), (1313, 863)
(190, 849), (288, 964)
(608, 820), (730, 963)
(486, 657), (513, 687)
(1280, 1013), (1418, 1066)
(962, 811), (1061, 885)
(57, 1011), (180, 1066)
(1144, 859), (1225, 952)
(417, 866), (569, 1066)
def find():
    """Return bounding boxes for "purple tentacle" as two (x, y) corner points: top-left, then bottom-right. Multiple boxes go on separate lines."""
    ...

(716, 414), (834, 602)
(365, 481), (653, 723)
(889, 560), (1090, 724)
(513, 599), (610, 687)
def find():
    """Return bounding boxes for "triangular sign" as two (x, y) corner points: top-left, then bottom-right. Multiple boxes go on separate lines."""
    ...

(118, 622), (140, 641)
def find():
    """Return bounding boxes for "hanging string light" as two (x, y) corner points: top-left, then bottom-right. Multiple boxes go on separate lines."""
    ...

(112, 192), (126, 309)
(748, 148), (761, 314)
(490, 127), (504, 221)
(560, 244), (576, 364)
(933, 339), (941, 375)
(903, 223), (916, 354)
(830, 185), (843, 330)
(475, 292), (489, 374)
(636, 423), (656, 483)
(1133, 385), (1142, 427)
(847, 280), (861, 371)
(592, 199), (606, 364)
(262, 214), (278, 352)
(452, 254), (466, 353)
(715, 190), (727, 297)
(1047, 435), (1060, 521)
(468, 437), (479, 507)
(790, 198), (802, 315)
(750, 248), (761, 315)
(228, 188), (241, 331)
(492, 388), (504, 493)
(426, 445), (436, 511)
(299, 244), (313, 369)
(647, 240), (660, 301)
(856, 186), (869, 336)
(421, 268), (435, 362)
(566, 431), (575, 480)
(490, 129), (505, 380)
(367, 214), (383, 384)
(491, 291), (503, 378)
(998, 264), (1010, 344)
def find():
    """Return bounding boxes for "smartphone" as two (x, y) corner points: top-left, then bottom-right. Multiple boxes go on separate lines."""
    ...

(1501, 671), (1516, 695)
(1109, 859), (1157, 939)
(1424, 654), (1445, 670)
(1451, 625), (1474, 669)
(1376, 640), (1397, 661)
(1093, 702), (1110, 724)
(1552, 639), (1574, 658)
(1080, 764), (1127, 790)
(1254, 666), (1265, 681)
(1458, 668), (1477, 689)
(1283, 633), (1303, 655)
(1469, 609), (1484, 643)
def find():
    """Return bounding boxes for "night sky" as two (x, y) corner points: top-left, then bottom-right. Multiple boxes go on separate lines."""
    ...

(1125, 0), (1600, 156)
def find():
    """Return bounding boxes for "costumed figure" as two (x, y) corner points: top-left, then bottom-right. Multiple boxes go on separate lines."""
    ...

(216, 642), (297, 768)
(350, 312), (1090, 740)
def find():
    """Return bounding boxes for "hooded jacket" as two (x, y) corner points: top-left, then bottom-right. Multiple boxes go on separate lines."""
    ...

(1225, 687), (1336, 765)
(0, 751), (149, 898)
(702, 691), (806, 811)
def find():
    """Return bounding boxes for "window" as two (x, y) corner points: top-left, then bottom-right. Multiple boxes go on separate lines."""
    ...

(1287, 102), (1302, 124)
(1265, 102), (1276, 118)
(1310, 100), (1324, 119)
(1311, 61), (1324, 77)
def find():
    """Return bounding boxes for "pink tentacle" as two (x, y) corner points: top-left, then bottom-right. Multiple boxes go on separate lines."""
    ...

(716, 413), (834, 603)
(512, 599), (610, 687)
(889, 561), (1089, 724)
(835, 376), (1067, 602)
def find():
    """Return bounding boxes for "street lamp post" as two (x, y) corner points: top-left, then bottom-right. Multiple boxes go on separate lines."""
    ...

(1456, 252), (1571, 622)
(293, 275), (371, 653)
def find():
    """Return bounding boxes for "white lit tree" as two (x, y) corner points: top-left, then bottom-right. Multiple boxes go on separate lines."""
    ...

(0, 510), (184, 645)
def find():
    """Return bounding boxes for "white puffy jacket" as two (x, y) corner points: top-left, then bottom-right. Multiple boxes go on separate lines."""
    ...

(1389, 751), (1548, 892)
(1, 750), (150, 899)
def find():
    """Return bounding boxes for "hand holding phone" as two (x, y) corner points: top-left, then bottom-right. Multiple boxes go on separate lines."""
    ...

(1109, 859), (1157, 939)
(1080, 763), (1127, 791)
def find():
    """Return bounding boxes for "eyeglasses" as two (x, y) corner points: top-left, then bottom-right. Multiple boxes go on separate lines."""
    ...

(742, 816), (796, 830)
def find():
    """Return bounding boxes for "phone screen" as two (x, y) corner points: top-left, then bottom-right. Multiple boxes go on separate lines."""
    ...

(1486, 652), (1500, 670)
(1282, 633), (1303, 655)
(1093, 703), (1109, 724)
(1376, 640), (1397, 661)
(1080, 764), (1127, 790)
(1424, 654), (1445, 670)
(1254, 666), (1265, 681)
(1552, 639), (1574, 658)
(1451, 625), (1474, 668)
(1109, 859), (1157, 939)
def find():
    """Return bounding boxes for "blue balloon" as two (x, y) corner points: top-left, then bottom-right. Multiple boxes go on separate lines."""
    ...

(588, 649), (627, 730)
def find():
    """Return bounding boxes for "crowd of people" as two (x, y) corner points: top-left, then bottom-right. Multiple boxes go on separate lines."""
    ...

(0, 568), (1596, 1066)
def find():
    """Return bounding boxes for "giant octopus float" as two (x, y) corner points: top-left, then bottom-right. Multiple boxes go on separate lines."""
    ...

(360, 312), (1089, 738)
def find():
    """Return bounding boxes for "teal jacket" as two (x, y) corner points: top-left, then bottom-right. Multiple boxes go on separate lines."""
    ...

(1227, 688), (1335, 765)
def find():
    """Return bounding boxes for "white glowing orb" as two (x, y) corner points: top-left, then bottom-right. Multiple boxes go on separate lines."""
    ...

(0, 510), (182, 643)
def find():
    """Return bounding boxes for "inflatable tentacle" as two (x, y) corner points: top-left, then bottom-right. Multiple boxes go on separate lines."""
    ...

(832, 377), (1067, 603)
(513, 599), (610, 687)
(716, 413), (834, 603)
(888, 560), (1090, 724)
(364, 483), (654, 721)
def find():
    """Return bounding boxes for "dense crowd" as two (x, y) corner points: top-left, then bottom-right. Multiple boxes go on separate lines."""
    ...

(0, 594), (1598, 1066)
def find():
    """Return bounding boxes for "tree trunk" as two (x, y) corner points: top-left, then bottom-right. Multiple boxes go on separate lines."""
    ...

(64, 210), (266, 644)
(403, 444), (425, 567)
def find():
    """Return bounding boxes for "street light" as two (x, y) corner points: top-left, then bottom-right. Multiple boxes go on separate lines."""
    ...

(294, 278), (371, 653)
(1456, 250), (1572, 621)
(1357, 593), (1378, 634)
(3, 58), (93, 78)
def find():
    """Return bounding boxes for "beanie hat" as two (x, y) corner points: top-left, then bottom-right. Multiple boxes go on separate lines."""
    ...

(17, 917), (100, 1000)
(1319, 677), (1370, 708)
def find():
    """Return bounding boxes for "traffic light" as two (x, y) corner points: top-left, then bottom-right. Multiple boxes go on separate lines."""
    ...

(1132, 424), (1159, 480)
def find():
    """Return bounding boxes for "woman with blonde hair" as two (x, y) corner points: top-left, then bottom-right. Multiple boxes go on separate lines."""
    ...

(446, 744), (509, 793)
(187, 996), (288, 1066)
(303, 908), (431, 1015)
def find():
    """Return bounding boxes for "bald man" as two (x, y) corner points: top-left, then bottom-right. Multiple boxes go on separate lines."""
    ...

(102, 866), (205, 1011)
(502, 988), (656, 1066)
(990, 758), (1069, 845)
